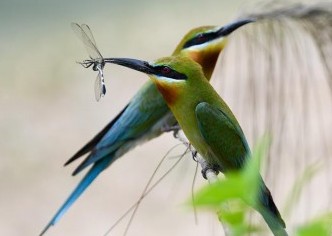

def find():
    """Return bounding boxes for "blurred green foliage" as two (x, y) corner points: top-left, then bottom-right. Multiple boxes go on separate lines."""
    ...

(296, 213), (332, 236)
(192, 137), (332, 235)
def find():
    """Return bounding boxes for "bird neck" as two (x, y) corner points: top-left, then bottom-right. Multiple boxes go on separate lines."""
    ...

(154, 81), (182, 107)
(185, 49), (221, 80)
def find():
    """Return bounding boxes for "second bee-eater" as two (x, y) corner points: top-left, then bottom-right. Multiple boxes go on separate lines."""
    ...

(40, 19), (253, 235)
(107, 55), (287, 236)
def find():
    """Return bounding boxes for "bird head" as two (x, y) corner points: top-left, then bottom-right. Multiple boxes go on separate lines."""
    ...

(174, 18), (254, 79)
(108, 55), (206, 106)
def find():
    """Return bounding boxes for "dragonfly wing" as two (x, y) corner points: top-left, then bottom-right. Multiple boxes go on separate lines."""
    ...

(81, 24), (97, 46)
(94, 74), (102, 101)
(71, 22), (103, 61)
(94, 72), (106, 101)
(81, 24), (104, 64)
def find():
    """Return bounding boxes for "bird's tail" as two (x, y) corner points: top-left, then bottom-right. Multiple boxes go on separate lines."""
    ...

(39, 158), (110, 236)
(256, 177), (288, 236)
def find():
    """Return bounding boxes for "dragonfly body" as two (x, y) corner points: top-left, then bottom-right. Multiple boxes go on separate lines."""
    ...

(80, 58), (105, 71)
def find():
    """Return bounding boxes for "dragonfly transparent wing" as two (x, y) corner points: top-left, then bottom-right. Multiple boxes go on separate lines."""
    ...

(80, 24), (97, 47)
(94, 68), (106, 101)
(71, 22), (103, 62)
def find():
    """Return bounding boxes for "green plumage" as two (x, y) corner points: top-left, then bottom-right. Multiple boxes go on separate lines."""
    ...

(151, 56), (247, 169)
(196, 102), (249, 171)
(109, 55), (287, 236)
(153, 56), (287, 235)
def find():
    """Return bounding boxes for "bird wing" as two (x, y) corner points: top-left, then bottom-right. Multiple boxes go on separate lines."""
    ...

(64, 104), (128, 166)
(195, 102), (250, 171)
(41, 83), (174, 234)
(70, 82), (172, 175)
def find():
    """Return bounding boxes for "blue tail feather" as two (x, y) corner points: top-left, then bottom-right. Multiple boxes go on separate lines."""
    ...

(40, 158), (111, 235)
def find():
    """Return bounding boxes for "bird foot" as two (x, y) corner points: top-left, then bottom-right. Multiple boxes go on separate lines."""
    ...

(162, 124), (181, 137)
(201, 164), (219, 179)
(191, 150), (198, 162)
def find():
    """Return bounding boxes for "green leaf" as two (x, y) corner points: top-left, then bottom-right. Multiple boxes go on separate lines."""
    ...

(191, 136), (272, 235)
(296, 213), (332, 236)
(193, 136), (270, 208)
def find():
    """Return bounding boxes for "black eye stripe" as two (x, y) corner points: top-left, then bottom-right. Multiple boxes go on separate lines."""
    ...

(183, 31), (219, 49)
(153, 65), (187, 80)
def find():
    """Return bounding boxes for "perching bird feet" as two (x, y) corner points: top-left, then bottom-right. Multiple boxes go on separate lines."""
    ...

(201, 164), (219, 180)
(161, 123), (181, 138)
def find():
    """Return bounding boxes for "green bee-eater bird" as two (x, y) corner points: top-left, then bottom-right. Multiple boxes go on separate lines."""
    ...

(40, 19), (253, 235)
(106, 55), (287, 236)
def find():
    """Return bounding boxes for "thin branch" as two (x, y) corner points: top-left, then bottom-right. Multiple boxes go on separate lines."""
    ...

(174, 130), (230, 236)
(103, 145), (188, 236)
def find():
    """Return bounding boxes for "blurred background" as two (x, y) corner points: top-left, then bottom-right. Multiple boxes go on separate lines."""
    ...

(0, 0), (331, 235)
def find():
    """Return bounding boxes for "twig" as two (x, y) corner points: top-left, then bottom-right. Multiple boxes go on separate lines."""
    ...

(103, 146), (188, 236)
(175, 130), (219, 183)
(174, 130), (230, 236)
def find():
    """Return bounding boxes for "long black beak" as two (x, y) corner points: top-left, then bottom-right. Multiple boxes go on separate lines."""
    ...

(103, 58), (154, 74)
(216, 18), (255, 36)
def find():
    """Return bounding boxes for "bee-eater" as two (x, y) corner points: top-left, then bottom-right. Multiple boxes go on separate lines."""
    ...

(40, 19), (253, 235)
(106, 55), (287, 236)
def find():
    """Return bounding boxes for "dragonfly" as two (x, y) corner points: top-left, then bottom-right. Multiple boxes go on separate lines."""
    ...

(71, 23), (107, 101)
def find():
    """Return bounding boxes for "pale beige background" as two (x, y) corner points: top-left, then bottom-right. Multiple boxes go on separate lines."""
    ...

(1, 0), (330, 236)
(0, 1), (253, 235)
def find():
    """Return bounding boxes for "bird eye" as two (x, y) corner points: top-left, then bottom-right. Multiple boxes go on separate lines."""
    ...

(196, 33), (205, 41)
(162, 66), (171, 74)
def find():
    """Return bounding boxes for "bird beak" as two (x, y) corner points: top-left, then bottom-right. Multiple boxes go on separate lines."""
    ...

(104, 58), (154, 74)
(216, 18), (255, 36)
